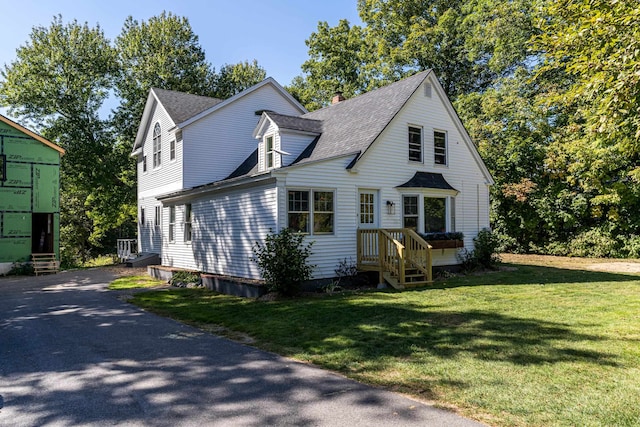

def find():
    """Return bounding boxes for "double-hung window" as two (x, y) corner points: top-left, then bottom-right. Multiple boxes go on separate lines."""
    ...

(434, 130), (447, 165)
(152, 123), (161, 168)
(288, 190), (334, 234)
(170, 139), (176, 161)
(265, 135), (275, 169)
(408, 126), (423, 162)
(402, 196), (419, 229)
(184, 204), (192, 242)
(154, 206), (161, 228)
(168, 206), (175, 242)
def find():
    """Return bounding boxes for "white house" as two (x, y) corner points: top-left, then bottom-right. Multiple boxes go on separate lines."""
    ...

(133, 70), (493, 289)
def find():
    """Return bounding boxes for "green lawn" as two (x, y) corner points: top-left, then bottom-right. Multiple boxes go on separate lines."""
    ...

(127, 259), (640, 426)
(108, 275), (165, 290)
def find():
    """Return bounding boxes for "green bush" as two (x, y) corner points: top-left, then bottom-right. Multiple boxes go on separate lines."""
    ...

(169, 270), (201, 286)
(252, 228), (315, 296)
(6, 262), (34, 276)
(567, 228), (619, 258)
(458, 228), (501, 271)
(620, 235), (640, 258)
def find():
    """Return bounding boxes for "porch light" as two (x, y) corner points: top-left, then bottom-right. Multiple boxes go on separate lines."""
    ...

(386, 200), (396, 215)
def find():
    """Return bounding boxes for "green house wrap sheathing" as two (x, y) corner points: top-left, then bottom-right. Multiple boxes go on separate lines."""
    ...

(0, 116), (63, 266)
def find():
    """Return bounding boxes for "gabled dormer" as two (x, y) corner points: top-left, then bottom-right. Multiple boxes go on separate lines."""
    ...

(253, 111), (322, 172)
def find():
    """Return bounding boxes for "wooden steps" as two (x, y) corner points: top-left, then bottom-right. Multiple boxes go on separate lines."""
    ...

(31, 253), (59, 276)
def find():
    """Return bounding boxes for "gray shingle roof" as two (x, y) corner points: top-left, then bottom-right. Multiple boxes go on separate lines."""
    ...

(266, 112), (323, 134)
(152, 88), (223, 124)
(293, 70), (430, 165)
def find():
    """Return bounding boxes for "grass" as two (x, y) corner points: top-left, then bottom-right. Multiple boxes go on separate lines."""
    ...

(108, 275), (165, 290)
(125, 256), (640, 426)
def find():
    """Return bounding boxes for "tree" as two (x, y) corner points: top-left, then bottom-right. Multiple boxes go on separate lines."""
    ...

(535, 0), (640, 238)
(213, 60), (266, 99)
(289, 19), (377, 110)
(113, 11), (217, 145)
(357, 0), (538, 98)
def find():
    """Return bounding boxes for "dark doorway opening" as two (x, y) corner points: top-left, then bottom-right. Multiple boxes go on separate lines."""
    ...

(32, 213), (53, 253)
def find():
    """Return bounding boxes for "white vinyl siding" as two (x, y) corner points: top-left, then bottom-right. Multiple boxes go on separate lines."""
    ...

(162, 183), (278, 278)
(183, 84), (304, 187)
(137, 101), (183, 196)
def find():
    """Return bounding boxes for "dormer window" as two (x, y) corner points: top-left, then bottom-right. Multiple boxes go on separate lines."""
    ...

(265, 135), (275, 169)
(152, 122), (161, 168)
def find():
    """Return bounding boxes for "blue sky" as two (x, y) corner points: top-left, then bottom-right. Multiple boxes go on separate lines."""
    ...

(0, 0), (361, 120)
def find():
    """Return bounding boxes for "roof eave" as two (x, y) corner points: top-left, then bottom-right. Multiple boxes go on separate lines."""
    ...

(157, 173), (275, 203)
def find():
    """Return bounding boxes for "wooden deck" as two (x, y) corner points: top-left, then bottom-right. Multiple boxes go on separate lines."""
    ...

(357, 228), (433, 290)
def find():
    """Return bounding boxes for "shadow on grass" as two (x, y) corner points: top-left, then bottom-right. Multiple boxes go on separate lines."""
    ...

(430, 263), (640, 289)
(134, 288), (620, 373)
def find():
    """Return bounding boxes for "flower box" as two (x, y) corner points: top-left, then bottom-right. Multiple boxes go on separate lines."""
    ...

(419, 232), (464, 249)
(427, 239), (464, 249)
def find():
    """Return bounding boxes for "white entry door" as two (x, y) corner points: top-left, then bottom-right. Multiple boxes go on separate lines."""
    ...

(358, 189), (379, 228)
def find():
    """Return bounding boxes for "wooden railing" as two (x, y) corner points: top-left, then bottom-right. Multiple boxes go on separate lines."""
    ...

(379, 229), (405, 284)
(357, 228), (433, 286)
(404, 228), (433, 282)
(117, 239), (137, 263)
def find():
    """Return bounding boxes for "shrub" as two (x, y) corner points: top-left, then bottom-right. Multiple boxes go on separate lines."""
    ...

(169, 271), (201, 287)
(252, 228), (315, 296)
(6, 262), (34, 276)
(621, 235), (640, 258)
(457, 228), (501, 271)
(567, 228), (619, 258)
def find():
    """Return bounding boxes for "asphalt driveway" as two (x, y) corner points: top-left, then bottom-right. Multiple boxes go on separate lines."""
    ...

(0, 269), (485, 426)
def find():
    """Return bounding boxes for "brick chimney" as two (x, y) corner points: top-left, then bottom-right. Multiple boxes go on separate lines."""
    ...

(332, 91), (346, 105)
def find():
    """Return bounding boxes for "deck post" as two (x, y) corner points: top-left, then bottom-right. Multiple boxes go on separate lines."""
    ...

(377, 230), (385, 284)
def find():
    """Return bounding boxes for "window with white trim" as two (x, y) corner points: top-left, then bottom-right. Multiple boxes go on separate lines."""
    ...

(154, 206), (161, 228)
(152, 123), (161, 168)
(169, 206), (175, 242)
(142, 155), (147, 173)
(402, 195), (419, 229)
(288, 190), (334, 234)
(184, 204), (192, 242)
(265, 135), (275, 169)
(408, 126), (422, 162)
(140, 208), (145, 226)
(434, 130), (447, 165)
(170, 139), (176, 161)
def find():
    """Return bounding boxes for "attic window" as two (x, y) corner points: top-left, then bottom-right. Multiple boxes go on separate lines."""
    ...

(152, 122), (161, 168)
(265, 135), (275, 169)
(424, 82), (432, 98)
